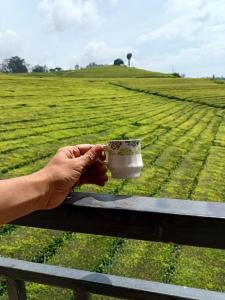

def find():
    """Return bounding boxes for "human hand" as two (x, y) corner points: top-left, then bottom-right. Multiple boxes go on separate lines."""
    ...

(38, 144), (108, 210)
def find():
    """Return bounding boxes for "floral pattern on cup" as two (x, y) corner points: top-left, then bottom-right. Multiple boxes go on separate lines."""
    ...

(124, 140), (140, 147)
(108, 140), (141, 156)
(109, 141), (122, 151)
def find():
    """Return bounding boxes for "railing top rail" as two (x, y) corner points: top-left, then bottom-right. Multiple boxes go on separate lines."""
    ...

(66, 192), (225, 218)
(0, 256), (225, 300)
(11, 192), (225, 249)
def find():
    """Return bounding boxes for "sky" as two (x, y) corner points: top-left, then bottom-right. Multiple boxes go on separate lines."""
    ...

(0, 0), (225, 77)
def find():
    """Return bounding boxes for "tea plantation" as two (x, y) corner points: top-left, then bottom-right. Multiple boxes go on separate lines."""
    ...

(0, 68), (225, 299)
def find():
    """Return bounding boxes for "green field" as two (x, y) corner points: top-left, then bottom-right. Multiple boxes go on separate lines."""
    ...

(0, 67), (225, 299)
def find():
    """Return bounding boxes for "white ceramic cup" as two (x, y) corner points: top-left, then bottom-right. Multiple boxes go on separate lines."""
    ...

(103, 139), (143, 179)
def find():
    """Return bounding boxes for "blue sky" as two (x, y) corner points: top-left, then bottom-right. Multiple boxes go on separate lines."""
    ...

(0, 0), (225, 77)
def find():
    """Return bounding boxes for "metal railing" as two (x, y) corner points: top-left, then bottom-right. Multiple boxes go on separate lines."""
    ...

(0, 192), (225, 299)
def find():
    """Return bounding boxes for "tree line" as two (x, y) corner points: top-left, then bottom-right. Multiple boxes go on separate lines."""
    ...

(0, 56), (62, 73)
(0, 53), (133, 73)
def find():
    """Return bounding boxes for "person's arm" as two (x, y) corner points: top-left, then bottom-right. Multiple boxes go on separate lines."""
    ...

(0, 144), (107, 224)
(0, 171), (48, 224)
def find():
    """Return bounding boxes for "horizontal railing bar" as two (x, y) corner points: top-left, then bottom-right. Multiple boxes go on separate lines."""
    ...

(0, 257), (224, 300)
(11, 192), (225, 249)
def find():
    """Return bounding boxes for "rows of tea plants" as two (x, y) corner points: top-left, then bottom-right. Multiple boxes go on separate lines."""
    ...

(90, 80), (225, 299)
(0, 74), (225, 299)
(115, 77), (225, 108)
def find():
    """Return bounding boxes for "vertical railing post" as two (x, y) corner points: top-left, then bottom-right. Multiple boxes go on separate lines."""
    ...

(6, 277), (27, 300)
(73, 289), (91, 300)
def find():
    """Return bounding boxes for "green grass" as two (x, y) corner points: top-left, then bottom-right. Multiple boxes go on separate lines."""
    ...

(0, 72), (225, 299)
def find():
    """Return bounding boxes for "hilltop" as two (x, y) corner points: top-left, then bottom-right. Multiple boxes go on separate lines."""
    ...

(27, 65), (174, 78)
(62, 66), (173, 78)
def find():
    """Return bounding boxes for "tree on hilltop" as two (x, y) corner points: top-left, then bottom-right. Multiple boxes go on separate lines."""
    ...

(126, 53), (132, 67)
(86, 62), (98, 68)
(86, 62), (104, 68)
(0, 56), (28, 73)
(172, 72), (181, 78)
(114, 58), (124, 66)
(32, 65), (48, 73)
(49, 67), (62, 72)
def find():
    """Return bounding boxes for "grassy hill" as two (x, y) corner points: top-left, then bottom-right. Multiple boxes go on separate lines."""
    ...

(28, 65), (174, 78)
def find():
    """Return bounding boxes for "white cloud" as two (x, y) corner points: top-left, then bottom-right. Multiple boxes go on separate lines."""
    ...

(0, 30), (22, 61)
(107, 0), (118, 7)
(136, 0), (225, 76)
(39, 0), (101, 32)
(137, 0), (225, 43)
(137, 14), (208, 42)
(142, 40), (225, 77)
(165, 0), (206, 14)
(70, 40), (135, 67)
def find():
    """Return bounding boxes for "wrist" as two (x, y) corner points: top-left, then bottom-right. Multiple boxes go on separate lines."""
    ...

(27, 169), (50, 211)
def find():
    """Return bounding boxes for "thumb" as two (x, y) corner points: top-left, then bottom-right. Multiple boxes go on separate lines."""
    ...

(79, 144), (103, 167)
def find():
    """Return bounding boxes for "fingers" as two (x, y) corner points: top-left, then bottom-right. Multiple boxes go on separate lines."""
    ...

(84, 163), (107, 181)
(57, 144), (105, 161)
(79, 160), (108, 186)
(57, 144), (94, 156)
(78, 144), (104, 167)
(76, 144), (94, 155)
(82, 161), (107, 177)
(81, 173), (108, 186)
(57, 146), (81, 158)
(75, 144), (106, 160)
(95, 174), (108, 186)
(96, 162), (108, 174)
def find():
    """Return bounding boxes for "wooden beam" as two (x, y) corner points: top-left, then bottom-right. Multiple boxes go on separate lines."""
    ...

(11, 192), (225, 249)
(0, 257), (224, 300)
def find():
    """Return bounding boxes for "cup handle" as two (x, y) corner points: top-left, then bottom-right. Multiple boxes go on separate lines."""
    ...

(102, 144), (108, 151)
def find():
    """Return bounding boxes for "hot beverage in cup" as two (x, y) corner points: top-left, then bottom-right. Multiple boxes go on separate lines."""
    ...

(104, 139), (143, 179)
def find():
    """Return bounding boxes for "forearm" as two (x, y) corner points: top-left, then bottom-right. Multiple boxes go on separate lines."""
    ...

(0, 171), (48, 224)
